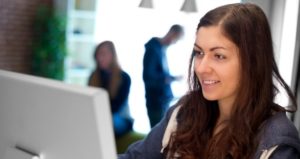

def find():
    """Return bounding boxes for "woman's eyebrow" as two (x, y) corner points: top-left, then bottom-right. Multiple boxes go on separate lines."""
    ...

(194, 43), (225, 51)
(210, 46), (226, 51)
(194, 43), (201, 50)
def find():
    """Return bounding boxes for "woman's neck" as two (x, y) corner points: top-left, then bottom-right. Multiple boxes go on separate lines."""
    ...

(218, 102), (232, 122)
(213, 101), (233, 136)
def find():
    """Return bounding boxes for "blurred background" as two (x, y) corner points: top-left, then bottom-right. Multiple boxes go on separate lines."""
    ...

(0, 0), (299, 135)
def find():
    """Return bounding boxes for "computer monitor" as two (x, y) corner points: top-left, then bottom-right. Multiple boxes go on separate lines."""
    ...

(0, 70), (117, 159)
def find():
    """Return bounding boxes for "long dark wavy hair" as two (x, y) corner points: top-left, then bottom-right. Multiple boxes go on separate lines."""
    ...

(166, 3), (297, 159)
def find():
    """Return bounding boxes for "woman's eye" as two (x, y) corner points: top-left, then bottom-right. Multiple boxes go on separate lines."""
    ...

(214, 54), (226, 60)
(193, 50), (204, 58)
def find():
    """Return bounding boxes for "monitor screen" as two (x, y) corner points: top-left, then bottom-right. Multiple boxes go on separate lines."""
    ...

(0, 70), (117, 159)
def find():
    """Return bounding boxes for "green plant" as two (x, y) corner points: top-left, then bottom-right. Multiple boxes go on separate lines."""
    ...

(31, 5), (66, 80)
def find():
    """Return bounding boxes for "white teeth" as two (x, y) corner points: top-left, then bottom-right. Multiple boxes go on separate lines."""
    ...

(203, 80), (219, 84)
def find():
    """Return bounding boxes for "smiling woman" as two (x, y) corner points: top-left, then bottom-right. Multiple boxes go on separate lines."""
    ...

(118, 3), (300, 159)
(193, 26), (241, 121)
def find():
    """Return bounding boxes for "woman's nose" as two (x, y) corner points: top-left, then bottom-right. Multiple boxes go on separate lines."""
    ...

(195, 56), (212, 74)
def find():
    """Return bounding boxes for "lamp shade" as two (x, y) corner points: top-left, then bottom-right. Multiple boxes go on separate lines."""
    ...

(139, 0), (153, 8)
(180, 0), (197, 13)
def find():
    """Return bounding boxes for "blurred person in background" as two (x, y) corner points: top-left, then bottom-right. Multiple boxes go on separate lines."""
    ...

(143, 24), (184, 128)
(88, 41), (133, 138)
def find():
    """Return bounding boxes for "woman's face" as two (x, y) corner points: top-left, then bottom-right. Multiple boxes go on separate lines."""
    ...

(96, 46), (113, 70)
(193, 26), (241, 107)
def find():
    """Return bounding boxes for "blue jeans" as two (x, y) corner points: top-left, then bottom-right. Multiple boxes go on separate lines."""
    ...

(113, 114), (133, 137)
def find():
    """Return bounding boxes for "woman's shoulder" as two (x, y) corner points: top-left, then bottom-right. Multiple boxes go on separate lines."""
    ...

(120, 70), (131, 82)
(256, 111), (300, 158)
(262, 112), (299, 140)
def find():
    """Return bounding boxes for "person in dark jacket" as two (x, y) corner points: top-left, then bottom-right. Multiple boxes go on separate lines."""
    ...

(143, 24), (184, 128)
(119, 3), (300, 159)
(88, 41), (132, 138)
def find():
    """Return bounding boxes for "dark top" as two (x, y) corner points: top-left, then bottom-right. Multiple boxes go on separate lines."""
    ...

(143, 38), (176, 104)
(118, 106), (300, 159)
(93, 69), (131, 113)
